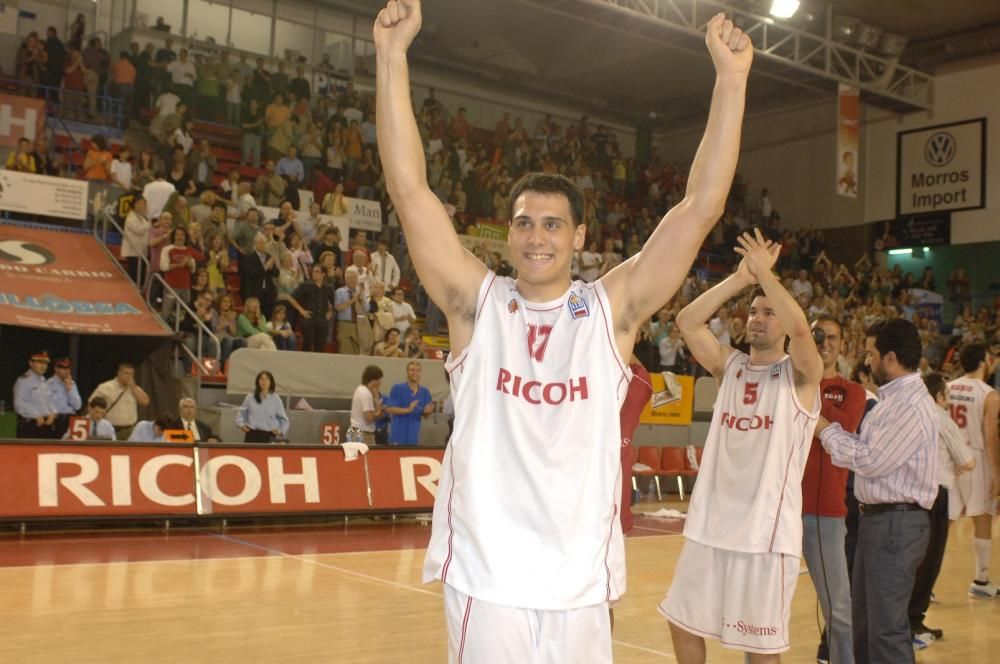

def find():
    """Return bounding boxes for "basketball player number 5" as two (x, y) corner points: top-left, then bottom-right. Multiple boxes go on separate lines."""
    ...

(743, 382), (759, 405)
(527, 324), (552, 362)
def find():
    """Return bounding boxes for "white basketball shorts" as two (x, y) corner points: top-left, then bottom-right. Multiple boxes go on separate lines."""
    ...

(658, 539), (799, 655)
(443, 584), (612, 664)
(950, 449), (998, 519)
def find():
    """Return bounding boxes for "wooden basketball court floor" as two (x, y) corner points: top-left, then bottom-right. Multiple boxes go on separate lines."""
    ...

(0, 502), (996, 663)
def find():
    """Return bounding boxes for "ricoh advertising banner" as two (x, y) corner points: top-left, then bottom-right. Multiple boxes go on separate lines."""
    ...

(896, 118), (986, 216)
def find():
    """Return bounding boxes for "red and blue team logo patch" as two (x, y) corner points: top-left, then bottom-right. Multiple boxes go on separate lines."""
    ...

(770, 365), (781, 380)
(567, 292), (589, 319)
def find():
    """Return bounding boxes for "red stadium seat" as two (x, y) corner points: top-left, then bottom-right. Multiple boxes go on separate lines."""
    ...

(632, 446), (663, 500)
(661, 447), (697, 501)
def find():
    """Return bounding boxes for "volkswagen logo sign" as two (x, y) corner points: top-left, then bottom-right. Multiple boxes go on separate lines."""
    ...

(0, 239), (56, 266)
(925, 131), (956, 167)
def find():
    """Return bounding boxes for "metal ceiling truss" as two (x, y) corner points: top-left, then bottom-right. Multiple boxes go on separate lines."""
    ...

(518, 0), (934, 113)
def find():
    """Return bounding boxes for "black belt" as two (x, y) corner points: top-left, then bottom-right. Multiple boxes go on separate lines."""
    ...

(859, 502), (925, 515)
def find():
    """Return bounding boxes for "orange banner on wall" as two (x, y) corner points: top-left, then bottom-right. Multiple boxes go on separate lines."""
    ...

(0, 442), (447, 519)
(0, 222), (170, 335)
(0, 94), (46, 147)
(638, 373), (694, 426)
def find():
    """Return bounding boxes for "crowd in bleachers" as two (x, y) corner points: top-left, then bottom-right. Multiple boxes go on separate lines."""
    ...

(6, 25), (996, 385)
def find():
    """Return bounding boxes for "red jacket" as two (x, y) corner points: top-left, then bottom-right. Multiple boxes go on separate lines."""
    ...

(801, 375), (866, 516)
(620, 364), (653, 533)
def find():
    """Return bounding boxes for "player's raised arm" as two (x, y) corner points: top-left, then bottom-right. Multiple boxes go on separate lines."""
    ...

(603, 13), (751, 336)
(736, 229), (823, 393)
(374, 0), (486, 348)
(675, 255), (755, 379)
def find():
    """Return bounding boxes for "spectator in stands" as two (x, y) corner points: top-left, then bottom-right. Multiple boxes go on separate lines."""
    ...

(160, 225), (203, 316)
(162, 191), (192, 228)
(132, 150), (159, 191)
(344, 119), (363, 180)
(188, 190), (214, 225)
(285, 263), (334, 353)
(356, 147), (379, 200)
(203, 233), (229, 294)
(579, 240), (602, 283)
(167, 48), (196, 106)
(369, 281), (395, 340)
(288, 64), (310, 101)
(350, 365), (384, 446)
(122, 196), (150, 283)
(166, 152), (197, 198)
(151, 89), (180, 140)
(321, 181), (349, 216)
(287, 232), (314, 279)
(63, 396), (116, 440)
(43, 27), (66, 95)
(82, 37), (109, 100)
(142, 170), (175, 221)
(370, 241), (400, 290)
(109, 145), (134, 191)
(172, 119), (196, 155)
(385, 361), (434, 446)
(235, 296), (275, 350)
(30, 137), (58, 176)
(159, 102), (188, 156)
(240, 97), (265, 168)
(83, 135), (113, 181)
(373, 327), (404, 358)
(129, 413), (175, 443)
(194, 54), (221, 121)
(229, 206), (258, 256)
(241, 233), (279, 317)
(13, 351), (58, 439)
(190, 264), (210, 298)
(236, 370), (289, 443)
(312, 226), (342, 266)
(6, 138), (37, 173)
(224, 69), (243, 127)
(47, 357), (81, 437)
(296, 202), (322, 247)
(173, 398), (214, 442)
(16, 32), (47, 93)
(402, 327), (423, 359)
(335, 269), (364, 355)
(178, 290), (220, 369)
(62, 48), (91, 117)
(298, 125), (323, 187)
(184, 142), (215, 195)
(390, 287), (416, 338)
(276, 145), (305, 188)
(89, 362), (150, 439)
(130, 42), (154, 119)
(267, 303), (296, 350)
(199, 200), (226, 244)
(110, 51), (136, 122)
(323, 124), (346, 180)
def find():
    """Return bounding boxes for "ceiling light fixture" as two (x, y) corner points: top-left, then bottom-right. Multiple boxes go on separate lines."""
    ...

(769, 0), (800, 19)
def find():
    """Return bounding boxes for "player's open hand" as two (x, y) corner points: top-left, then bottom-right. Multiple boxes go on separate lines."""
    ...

(374, 0), (422, 54)
(734, 228), (779, 280)
(705, 13), (753, 78)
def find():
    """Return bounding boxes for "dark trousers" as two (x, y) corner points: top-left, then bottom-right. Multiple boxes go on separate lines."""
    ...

(16, 417), (58, 439)
(244, 429), (275, 443)
(908, 487), (950, 625)
(301, 317), (329, 353)
(845, 475), (860, 577)
(853, 509), (930, 664)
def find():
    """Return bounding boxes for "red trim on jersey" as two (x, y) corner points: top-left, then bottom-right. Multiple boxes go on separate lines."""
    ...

(768, 415), (810, 552)
(458, 595), (473, 662)
(475, 273), (498, 323)
(780, 554), (788, 648)
(603, 462), (622, 601)
(441, 454), (458, 583)
(594, 288), (628, 381)
(782, 358), (818, 420)
(523, 303), (563, 312)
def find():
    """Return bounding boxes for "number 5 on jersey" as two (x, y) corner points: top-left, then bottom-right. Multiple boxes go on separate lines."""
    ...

(744, 382), (759, 405)
(527, 324), (552, 362)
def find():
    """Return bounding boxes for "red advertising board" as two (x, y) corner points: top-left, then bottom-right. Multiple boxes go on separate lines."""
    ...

(0, 223), (170, 335)
(0, 94), (46, 147)
(0, 442), (447, 519)
(0, 443), (199, 517)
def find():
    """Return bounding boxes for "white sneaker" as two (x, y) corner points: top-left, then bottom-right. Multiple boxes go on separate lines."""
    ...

(969, 581), (1000, 598)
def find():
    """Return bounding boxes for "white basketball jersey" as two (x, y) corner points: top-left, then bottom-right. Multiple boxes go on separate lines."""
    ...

(424, 273), (632, 610)
(947, 376), (993, 450)
(684, 352), (819, 556)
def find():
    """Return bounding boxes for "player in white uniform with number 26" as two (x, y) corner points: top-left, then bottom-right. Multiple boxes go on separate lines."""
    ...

(947, 343), (1000, 598)
(662, 229), (822, 663)
(374, 1), (754, 660)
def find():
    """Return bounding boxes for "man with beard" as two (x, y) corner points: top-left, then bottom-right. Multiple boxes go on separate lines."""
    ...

(815, 319), (938, 664)
(661, 229), (822, 661)
(803, 317), (866, 664)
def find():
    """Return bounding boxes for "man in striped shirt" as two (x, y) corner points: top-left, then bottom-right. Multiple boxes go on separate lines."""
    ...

(814, 319), (938, 664)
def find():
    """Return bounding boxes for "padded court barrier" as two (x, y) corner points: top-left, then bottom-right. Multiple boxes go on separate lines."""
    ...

(0, 441), (445, 520)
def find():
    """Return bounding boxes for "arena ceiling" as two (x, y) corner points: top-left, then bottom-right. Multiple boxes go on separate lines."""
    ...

(325, 0), (1000, 128)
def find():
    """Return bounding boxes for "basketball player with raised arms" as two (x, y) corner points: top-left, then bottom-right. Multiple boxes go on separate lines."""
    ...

(375, 1), (753, 660)
(661, 228), (822, 663)
(947, 343), (1000, 598)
